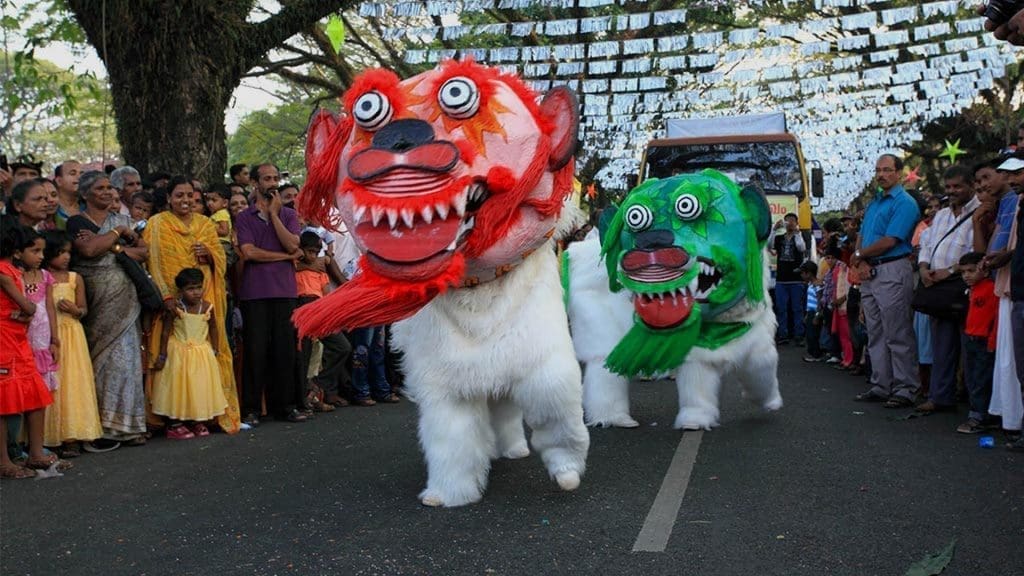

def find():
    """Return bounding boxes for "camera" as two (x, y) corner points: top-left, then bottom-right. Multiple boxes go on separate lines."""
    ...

(985, 0), (1024, 25)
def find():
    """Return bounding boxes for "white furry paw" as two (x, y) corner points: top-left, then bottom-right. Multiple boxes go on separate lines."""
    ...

(418, 487), (483, 508)
(555, 470), (581, 491)
(420, 493), (445, 507)
(502, 443), (531, 459)
(674, 408), (718, 431)
(763, 395), (783, 412)
(586, 414), (640, 428)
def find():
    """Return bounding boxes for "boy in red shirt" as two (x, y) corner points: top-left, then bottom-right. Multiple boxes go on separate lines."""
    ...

(957, 251), (1000, 434)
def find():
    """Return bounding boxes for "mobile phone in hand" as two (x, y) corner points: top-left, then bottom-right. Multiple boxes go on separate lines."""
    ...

(0, 154), (8, 171)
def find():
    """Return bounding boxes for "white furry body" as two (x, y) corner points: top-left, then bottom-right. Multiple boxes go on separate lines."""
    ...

(393, 245), (590, 507)
(565, 235), (782, 430)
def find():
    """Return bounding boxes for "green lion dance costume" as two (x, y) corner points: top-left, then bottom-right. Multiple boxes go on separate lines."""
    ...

(564, 170), (782, 430)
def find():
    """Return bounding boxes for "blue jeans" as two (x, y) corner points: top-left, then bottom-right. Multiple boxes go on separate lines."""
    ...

(350, 326), (392, 400)
(964, 337), (995, 421)
(775, 282), (806, 339)
(804, 311), (823, 357)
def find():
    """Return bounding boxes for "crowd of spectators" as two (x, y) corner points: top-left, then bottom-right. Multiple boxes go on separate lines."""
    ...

(0, 158), (402, 478)
(784, 128), (1024, 449)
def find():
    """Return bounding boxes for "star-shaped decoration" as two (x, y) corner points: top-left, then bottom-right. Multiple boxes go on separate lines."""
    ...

(586, 183), (597, 199)
(904, 166), (921, 186)
(939, 139), (966, 163)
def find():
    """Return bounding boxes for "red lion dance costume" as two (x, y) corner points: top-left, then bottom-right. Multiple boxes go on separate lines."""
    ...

(297, 60), (590, 507)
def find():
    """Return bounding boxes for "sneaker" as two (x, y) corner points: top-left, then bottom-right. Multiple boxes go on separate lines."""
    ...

(242, 413), (260, 428)
(374, 393), (401, 404)
(166, 425), (195, 440)
(775, 336), (791, 346)
(825, 356), (841, 364)
(802, 355), (824, 363)
(794, 338), (805, 346)
(189, 423), (211, 437)
(956, 419), (985, 434)
(82, 439), (121, 453)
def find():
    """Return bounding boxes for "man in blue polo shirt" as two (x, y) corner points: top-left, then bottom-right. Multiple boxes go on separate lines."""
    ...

(853, 154), (921, 408)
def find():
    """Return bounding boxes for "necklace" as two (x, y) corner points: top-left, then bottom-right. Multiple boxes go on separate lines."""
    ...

(177, 299), (201, 315)
(83, 208), (108, 229)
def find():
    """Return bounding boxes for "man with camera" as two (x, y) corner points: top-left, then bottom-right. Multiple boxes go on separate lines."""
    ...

(980, 1), (1024, 46)
(235, 162), (306, 426)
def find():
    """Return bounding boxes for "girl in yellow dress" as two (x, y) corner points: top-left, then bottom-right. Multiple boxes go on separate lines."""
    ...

(42, 232), (103, 457)
(152, 268), (226, 439)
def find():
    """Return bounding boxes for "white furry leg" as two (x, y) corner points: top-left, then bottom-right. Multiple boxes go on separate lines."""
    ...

(737, 347), (783, 412)
(489, 397), (529, 459)
(417, 397), (493, 508)
(582, 361), (638, 428)
(674, 361), (723, 431)
(514, 363), (590, 492)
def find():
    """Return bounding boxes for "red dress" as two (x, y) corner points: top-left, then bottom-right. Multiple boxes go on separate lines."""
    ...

(0, 260), (52, 415)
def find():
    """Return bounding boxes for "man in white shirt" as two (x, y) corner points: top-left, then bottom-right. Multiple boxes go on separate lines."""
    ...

(917, 165), (979, 412)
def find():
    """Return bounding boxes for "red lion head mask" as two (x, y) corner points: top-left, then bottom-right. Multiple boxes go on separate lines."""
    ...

(294, 60), (579, 337)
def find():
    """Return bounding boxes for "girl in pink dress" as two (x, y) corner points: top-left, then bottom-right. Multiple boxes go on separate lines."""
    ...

(21, 238), (60, 392)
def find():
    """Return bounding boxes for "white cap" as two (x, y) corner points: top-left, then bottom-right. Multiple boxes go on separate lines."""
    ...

(997, 157), (1024, 172)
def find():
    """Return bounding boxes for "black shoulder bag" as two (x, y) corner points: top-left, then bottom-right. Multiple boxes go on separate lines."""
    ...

(910, 210), (975, 321)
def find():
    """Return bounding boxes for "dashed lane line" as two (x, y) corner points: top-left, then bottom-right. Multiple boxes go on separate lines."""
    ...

(631, 430), (704, 553)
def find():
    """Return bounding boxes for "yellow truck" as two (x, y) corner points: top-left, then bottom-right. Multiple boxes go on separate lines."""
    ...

(636, 112), (823, 231)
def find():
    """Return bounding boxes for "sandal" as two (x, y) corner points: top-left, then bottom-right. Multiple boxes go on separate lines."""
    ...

(190, 423), (211, 437)
(324, 394), (349, 408)
(0, 463), (35, 479)
(56, 443), (82, 459)
(883, 396), (915, 409)
(166, 425), (195, 440)
(313, 401), (335, 413)
(375, 393), (401, 404)
(25, 453), (73, 472)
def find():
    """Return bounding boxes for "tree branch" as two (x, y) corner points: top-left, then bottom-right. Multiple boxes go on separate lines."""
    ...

(245, 0), (361, 66)
(276, 68), (345, 94)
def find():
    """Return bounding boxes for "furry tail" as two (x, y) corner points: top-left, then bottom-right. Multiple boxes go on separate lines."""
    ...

(293, 254), (465, 338)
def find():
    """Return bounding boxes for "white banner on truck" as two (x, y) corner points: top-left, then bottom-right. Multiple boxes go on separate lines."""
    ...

(666, 112), (787, 138)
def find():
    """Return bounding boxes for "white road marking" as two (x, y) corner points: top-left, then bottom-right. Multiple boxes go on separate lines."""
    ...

(631, 430), (704, 552)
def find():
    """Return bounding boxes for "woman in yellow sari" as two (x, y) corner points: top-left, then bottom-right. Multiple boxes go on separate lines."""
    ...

(143, 176), (240, 434)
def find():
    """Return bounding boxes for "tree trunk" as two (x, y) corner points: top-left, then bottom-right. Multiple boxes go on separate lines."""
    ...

(66, 0), (359, 186)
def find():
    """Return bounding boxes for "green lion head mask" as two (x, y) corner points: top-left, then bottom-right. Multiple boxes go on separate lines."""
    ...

(599, 169), (772, 376)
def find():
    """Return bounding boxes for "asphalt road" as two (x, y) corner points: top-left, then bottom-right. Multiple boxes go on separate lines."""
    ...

(3, 345), (1023, 576)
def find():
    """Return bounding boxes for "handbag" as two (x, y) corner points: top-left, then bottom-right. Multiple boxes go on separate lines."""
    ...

(114, 251), (165, 312)
(910, 208), (974, 321)
(911, 274), (969, 320)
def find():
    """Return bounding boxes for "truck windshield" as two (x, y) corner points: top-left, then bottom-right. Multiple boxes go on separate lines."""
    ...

(643, 141), (803, 197)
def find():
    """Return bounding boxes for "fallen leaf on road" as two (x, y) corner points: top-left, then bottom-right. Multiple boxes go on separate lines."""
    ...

(904, 538), (955, 576)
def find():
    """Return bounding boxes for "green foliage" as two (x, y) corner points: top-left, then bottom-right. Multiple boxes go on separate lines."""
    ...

(1, 0), (113, 164)
(1, 49), (116, 166)
(227, 97), (335, 183)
